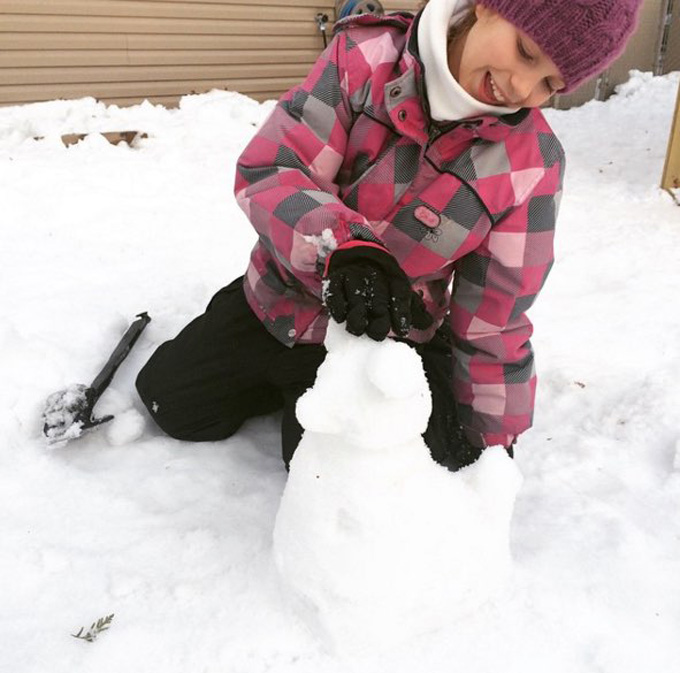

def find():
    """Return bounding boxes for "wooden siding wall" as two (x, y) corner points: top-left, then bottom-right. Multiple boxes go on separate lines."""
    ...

(663, 0), (680, 74)
(2, 0), (670, 110)
(661, 81), (680, 190)
(0, 0), (416, 108)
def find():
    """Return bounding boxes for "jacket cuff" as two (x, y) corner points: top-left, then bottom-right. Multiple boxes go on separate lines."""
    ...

(464, 427), (517, 450)
(323, 239), (389, 276)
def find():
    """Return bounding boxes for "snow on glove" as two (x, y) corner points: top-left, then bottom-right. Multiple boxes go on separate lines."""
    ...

(323, 242), (433, 341)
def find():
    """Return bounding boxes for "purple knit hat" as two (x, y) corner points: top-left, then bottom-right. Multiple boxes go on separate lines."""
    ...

(480, 0), (643, 93)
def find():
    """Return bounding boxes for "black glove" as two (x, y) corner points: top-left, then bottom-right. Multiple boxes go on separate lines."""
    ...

(323, 243), (433, 341)
(446, 424), (485, 471)
(438, 427), (515, 472)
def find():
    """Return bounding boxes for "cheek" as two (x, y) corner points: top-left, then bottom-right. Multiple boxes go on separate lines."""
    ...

(525, 88), (553, 108)
(457, 49), (485, 86)
(456, 66), (478, 98)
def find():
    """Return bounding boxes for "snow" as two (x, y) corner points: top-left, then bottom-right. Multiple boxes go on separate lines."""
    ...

(105, 408), (146, 447)
(42, 383), (90, 446)
(1, 71), (680, 672)
(274, 322), (522, 653)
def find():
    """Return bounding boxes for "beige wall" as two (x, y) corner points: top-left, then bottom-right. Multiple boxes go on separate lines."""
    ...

(0, 0), (674, 110)
(661, 82), (680, 190)
(662, 0), (680, 74)
(0, 0), (341, 107)
(0, 0), (417, 108)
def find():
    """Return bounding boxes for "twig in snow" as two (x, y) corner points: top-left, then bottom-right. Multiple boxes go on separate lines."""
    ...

(71, 614), (115, 642)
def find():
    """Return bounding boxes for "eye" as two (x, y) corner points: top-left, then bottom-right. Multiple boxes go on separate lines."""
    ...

(517, 38), (535, 62)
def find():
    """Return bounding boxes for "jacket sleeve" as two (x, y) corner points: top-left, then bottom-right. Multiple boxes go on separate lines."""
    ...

(234, 30), (380, 298)
(449, 152), (564, 448)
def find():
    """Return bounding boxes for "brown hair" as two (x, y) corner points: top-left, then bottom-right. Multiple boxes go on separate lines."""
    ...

(417, 2), (478, 47)
(447, 8), (478, 46)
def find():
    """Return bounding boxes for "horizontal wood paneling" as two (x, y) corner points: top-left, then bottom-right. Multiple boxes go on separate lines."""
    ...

(663, 2), (680, 74)
(0, 0), (325, 19)
(0, 0), (339, 107)
(1, 16), (316, 36)
(5, 0), (659, 112)
(5, 63), (311, 86)
(0, 49), (320, 67)
(381, 0), (418, 12)
(0, 77), (303, 103)
(129, 0), (343, 5)
(0, 0), (421, 108)
(1, 33), (323, 50)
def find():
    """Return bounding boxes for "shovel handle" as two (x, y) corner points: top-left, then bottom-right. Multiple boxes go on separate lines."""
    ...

(89, 312), (151, 402)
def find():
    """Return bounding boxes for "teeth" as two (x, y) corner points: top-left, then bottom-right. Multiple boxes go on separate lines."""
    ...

(489, 75), (505, 103)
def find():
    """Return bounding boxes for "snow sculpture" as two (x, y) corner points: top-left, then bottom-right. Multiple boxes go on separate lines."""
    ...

(272, 322), (523, 650)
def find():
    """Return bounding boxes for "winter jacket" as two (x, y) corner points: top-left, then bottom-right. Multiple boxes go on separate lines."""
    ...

(234, 11), (565, 448)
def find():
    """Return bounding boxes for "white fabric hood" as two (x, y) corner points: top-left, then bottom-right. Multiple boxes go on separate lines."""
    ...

(417, 0), (520, 121)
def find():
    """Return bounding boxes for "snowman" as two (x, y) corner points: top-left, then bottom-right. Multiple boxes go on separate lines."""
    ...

(272, 322), (523, 649)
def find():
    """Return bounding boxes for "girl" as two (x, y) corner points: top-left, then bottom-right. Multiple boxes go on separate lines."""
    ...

(136, 0), (642, 470)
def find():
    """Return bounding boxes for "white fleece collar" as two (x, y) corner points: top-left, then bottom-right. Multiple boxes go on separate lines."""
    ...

(417, 0), (520, 121)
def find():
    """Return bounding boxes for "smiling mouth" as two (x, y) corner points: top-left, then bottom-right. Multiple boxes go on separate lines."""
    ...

(483, 72), (507, 105)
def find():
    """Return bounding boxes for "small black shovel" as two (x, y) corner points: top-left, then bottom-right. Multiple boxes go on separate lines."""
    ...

(42, 312), (151, 446)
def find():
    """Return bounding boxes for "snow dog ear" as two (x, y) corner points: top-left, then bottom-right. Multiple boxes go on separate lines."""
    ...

(296, 385), (344, 436)
(366, 340), (428, 401)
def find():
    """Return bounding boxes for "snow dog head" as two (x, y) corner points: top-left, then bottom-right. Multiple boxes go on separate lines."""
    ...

(275, 323), (523, 652)
(295, 321), (432, 451)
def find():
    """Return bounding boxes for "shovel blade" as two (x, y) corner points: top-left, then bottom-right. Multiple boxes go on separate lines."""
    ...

(42, 384), (113, 446)
(41, 312), (150, 447)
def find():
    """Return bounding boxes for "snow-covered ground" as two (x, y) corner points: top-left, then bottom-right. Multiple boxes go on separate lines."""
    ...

(1, 70), (679, 672)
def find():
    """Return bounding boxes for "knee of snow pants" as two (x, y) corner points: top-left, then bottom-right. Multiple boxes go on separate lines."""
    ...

(134, 277), (326, 458)
(135, 277), (285, 442)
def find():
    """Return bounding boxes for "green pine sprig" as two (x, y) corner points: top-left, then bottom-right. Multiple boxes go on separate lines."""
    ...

(71, 614), (115, 642)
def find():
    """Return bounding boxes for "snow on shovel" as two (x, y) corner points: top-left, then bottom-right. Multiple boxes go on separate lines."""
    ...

(42, 312), (151, 446)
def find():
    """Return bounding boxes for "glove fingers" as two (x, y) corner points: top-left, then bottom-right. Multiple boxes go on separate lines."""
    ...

(368, 269), (390, 316)
(388, 277), (413, 337)
(343, 271), (371, 336)
(323, 272), (349, 324)
(325, 251), (424, 339)
(364, 271), (391, 341)
(410, 291), (434, 330)
(365, 314), (391, 341)
(345, 302), (369, 336)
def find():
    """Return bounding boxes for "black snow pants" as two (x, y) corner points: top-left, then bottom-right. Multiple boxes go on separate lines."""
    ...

(135, 277), (480, 470)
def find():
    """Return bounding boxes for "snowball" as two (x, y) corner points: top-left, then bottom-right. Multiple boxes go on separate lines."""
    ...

(273, 323), (523, 652)
(42, 384), (89, 447)
(105, 408), (146, 446)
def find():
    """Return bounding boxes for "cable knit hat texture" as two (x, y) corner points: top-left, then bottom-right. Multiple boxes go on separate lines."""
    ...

(479, 0), (643, 92)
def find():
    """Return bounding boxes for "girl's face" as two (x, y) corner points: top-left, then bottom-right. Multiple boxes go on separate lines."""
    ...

(448, 4), (565, 109)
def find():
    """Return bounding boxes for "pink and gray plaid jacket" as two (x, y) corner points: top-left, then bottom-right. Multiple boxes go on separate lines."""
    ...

(234, 11), (565, 448)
